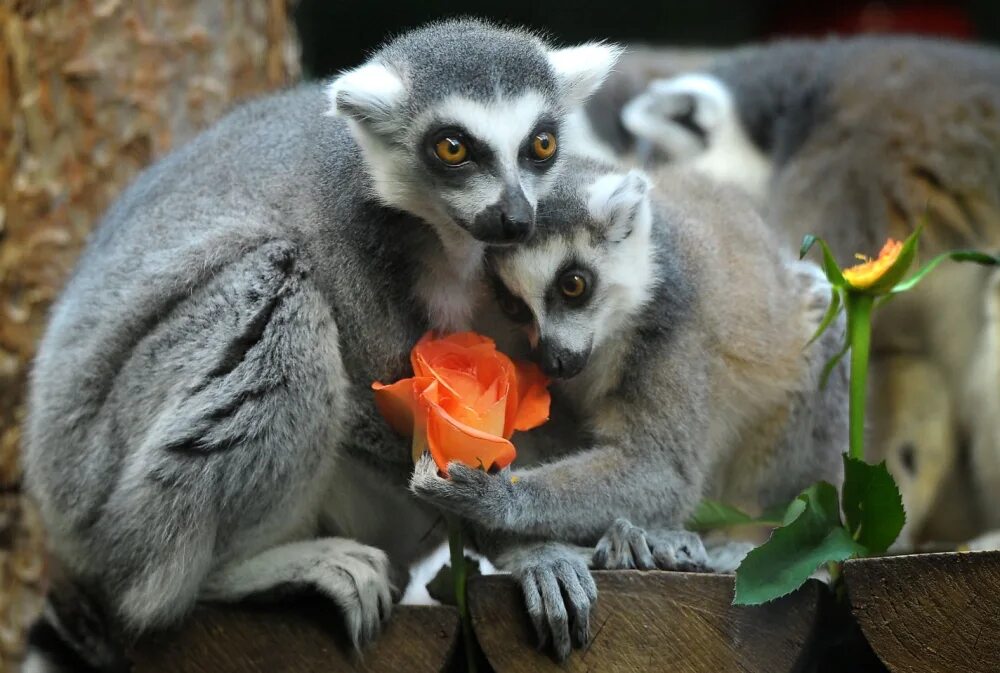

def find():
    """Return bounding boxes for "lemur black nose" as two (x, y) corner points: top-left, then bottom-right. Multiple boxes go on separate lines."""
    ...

(499, 211), (532, 242)
(534, 341), (588, 379)
(471, 187), (535, 244)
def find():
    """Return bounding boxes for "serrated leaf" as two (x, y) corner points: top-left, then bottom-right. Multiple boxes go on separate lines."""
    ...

(841, 456), (906, 554)
(686, 499), (785, 532)
(800, 235), (847, 287)
(891, 249), (1000, 295)
(733, 482), (866, 605)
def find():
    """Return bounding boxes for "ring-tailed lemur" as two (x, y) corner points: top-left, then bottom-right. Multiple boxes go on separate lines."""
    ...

(22, 19), (621, 671)
(411, 157), (848, 658)
(617, 36), (1000, 546)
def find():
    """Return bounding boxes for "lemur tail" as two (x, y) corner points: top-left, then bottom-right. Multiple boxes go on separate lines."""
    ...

(21, 573), (129, 673)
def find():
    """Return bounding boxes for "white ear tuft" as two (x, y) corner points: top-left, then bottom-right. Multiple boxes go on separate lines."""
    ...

(547, 43), (624, 106)
(325, 62), (404, 124)
(587, 169), (652, 242)
(621, 73), (731, 159)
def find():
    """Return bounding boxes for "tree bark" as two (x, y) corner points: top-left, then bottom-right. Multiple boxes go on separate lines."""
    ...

(0, 1), (299, 665)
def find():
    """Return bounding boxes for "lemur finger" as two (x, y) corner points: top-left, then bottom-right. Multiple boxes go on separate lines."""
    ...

(628, 529), (656, 570)
(341, 554), (387, 647)
(519, 570), (548, 651)
(536, 568), (572, 661)
(651, 530), (709, 571)
(592, 536), (613, 569)
(554, 560), (592, 649)
(577, 562), (598, 604)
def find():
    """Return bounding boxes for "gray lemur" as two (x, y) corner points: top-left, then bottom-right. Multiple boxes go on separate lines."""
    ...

(618, 36), (1000, 545)
(22, 19), (622, 671)
(411, 157), (848, 658)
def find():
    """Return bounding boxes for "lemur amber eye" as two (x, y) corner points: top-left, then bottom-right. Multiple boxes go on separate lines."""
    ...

(559, 272), (587, 299)
(531, 132), (557, 161)
(434, 137), (468, 165)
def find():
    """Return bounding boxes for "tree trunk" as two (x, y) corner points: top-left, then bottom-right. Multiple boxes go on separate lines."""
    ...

(0, 1), (299, 666)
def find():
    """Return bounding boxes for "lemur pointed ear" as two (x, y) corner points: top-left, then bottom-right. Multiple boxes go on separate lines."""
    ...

(588, 169), (653, 243)
(325, 62), (404, 128)
(547, 43), (624, 106)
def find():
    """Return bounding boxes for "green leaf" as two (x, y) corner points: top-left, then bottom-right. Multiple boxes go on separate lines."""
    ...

(891, 249), (1000, 295)
(686, 499), (784, 532)
(841, 456), (906, 554)
(805, 287), (843, 348)
(819, 333), (850, 390)
(800, 235), (846, 287)
(733, 482), (866, 605)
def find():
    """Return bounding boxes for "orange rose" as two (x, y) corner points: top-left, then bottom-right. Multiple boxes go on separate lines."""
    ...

(372, 332), (550, 475)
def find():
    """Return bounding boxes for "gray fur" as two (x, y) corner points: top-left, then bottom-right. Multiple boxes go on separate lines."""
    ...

(411, 159), (848, 655)
(23, 19), (621, 661)
(621, 36), (1000, 544)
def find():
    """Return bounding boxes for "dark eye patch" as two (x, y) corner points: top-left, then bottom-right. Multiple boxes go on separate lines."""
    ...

(548, 262), (595, 309)
(488, 271), (534, 324)
(520, 115), (560, 173)
(420, 124), (495, 176)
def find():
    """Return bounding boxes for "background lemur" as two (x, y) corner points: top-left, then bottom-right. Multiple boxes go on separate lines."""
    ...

(411, 157), (848, 657)
(23, 19), (621, 670)
(614, 37), (1000, 545)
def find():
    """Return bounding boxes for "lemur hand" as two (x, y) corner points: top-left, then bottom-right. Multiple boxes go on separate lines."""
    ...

(592, 518), (710, 571)
(497, 542), (597, 662)
(409, 453), (517, 528)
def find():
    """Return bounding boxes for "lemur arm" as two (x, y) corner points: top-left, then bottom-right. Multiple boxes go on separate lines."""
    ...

(409, 401), (711, 545)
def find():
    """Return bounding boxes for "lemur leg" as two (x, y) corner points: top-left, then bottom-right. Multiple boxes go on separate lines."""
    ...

(63, 241), (387, 639)
(201, 538), (392, 646)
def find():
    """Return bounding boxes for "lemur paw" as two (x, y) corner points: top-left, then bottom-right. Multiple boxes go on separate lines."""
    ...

(312, 540), (394, 648)
(509, 545), (597, 662)
(647, 528), (710, 571)
(409, 454), (514, 526)
(593, 518), (656, 569)
(593, 519), (709, 572)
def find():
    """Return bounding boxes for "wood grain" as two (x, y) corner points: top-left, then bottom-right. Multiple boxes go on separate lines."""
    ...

(470, 571), (824, 673)
(129, 603), (460, 673)
(845, 550), (1000, 673)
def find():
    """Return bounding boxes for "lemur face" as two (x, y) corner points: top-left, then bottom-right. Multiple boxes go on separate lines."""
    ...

(328, 20), (621, 246)
(488, 168), (654, 378)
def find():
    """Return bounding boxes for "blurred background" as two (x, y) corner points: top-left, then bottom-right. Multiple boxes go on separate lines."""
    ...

(1, 0), (997, 668)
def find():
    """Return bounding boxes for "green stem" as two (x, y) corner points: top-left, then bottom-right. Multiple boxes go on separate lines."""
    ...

(447, 515), (477, 673)
(846, 293), (874, 461)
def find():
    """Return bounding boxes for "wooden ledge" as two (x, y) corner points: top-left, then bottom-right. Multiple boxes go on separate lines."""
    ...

(469, 571), (824, 673)
(129, 602), (459, 673)
(844, 550), (1000, 673)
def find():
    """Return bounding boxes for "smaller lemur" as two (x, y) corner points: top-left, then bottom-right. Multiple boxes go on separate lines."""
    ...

(411, 157), (848, 562)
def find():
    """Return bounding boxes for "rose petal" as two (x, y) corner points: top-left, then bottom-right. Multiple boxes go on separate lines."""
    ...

(372, 379), (417, 435)
(510, 361), (551, 435)
(425, 399), (516, 476)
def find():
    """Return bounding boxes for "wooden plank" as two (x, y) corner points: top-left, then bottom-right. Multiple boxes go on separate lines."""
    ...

(845, 550), (1000, 673)
(129, 603), (459, 673)
(469, 571), (823, 673)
